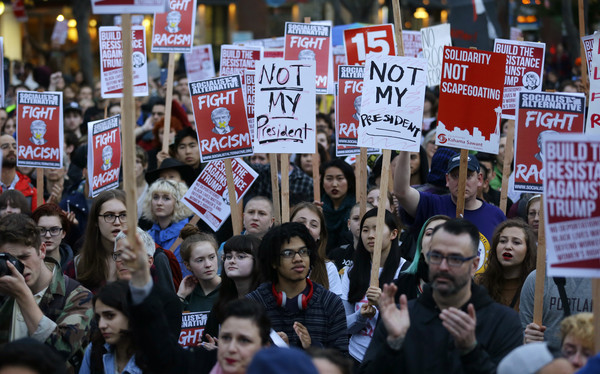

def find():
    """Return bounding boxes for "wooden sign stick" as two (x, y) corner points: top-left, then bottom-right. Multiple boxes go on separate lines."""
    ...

(578, 0), (590, 93)
(120, 14), (139, 249)
(281, 154), (290, 223)
(269, 153), (281, 225)
(312, 143), (321, 202)
(36, 168), (44, 208)
(533, 195), (547, 326)
(499, 120), (514, 214)
(224, 158), (242, 235)
(359, 147), (368, 217)
(161, 53), (176, 154)
(455, 149), (469, 217)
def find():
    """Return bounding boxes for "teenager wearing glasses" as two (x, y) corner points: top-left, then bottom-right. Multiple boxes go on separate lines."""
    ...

(65, 189), (127, 294)
(247, 222), (348, 352)
(31, 203), (73, 270)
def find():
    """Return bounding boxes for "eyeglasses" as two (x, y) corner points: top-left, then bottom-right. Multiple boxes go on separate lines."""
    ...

(38, 226), (63, 237)
(223, 253), (252, 262)
(426, 252), (476, 267)
(99, 213), (127, 223)
(280, 248), (310, 259)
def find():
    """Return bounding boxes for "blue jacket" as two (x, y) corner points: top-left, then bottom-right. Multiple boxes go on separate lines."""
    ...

(148, 218), (190, 277)
(79, 343), (142, 374)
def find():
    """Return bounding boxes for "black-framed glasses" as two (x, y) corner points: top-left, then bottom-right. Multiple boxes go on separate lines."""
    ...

(38, 226), (63, 237)
(99, 213), (127, 223)
(426, 252), (476, 267)
(280, 248), (310, 259)
(223, 253), (252, 262)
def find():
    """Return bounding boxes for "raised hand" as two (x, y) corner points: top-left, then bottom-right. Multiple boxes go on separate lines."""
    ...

(379, 283), (410, 341)
(293, 321), (312, 349)
(439, 303), (477, 351)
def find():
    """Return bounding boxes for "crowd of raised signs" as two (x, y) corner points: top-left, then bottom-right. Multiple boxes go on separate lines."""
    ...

(0, 50), (597, 374)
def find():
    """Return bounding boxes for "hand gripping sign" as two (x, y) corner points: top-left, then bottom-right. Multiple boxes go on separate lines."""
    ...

(16, 91), (63, 169)
(87, 115), (122, 197)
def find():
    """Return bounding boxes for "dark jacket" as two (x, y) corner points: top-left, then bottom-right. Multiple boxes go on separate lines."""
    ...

(359, 282), (522, 374)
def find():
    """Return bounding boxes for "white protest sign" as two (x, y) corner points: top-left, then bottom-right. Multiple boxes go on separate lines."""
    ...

(421, 23), (452, 87)
(582, 33), (596, 78)
(254, 59), (316, 154)
(585, 33), (600, 135)
(403, 30), (423, 58)
(185, 45), (215, 81)
(543, 133), (600, 278)
(51, 19), (68, 45)
(91, 0), (166, 14)
(357, 54), (427, 151)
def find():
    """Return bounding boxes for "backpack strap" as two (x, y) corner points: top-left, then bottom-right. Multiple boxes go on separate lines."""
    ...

(553, 277), (571, 317)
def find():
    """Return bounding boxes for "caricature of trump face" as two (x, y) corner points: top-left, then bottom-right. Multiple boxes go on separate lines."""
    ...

(166, 11), (182, 32)
(211, 107), (231, 130)
(30, 120), (47, 142)
(102, 145), (113, 169)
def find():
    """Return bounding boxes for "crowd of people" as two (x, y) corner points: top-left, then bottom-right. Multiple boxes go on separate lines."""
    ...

(0, 51), (597, 374)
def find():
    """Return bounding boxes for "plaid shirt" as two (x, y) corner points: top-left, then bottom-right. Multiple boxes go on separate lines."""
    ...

(245, 163), (314, 206)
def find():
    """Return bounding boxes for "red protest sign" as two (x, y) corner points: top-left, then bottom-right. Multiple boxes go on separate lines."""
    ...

(437, 46), (505, 154)
(151, 0), (196, 53)
(99, 26), (149, 98)
(185, 45), (215, 82)
(87, 115), (121, 198)
(514, 91), (586, 193)
(220, 45), (262, 85)
(332, 45), (347, 83)
(92, 0), (166, 14)
(179, 311), (208, 347)
(284, 22), (331, 94)
(336, 65), (363, 156)
(189, 75), (252, 162)
(494, 39), (545, 119)
(244, 70), (256, 142)
(544, 134), (600, 278)
(343, 24), (396, 66)
(16, 91), (63, 169)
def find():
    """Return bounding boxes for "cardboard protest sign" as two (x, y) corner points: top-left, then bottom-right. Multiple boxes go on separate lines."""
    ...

(332, 45), (347, 83)
(16, 91), (62, 169)
(436, 46), (505, 154)
(494, 39), (545, 119)
(264, 49), (284, 59)
(403, 30), (423, 58)
(343, 24), (396, 66)
(336, 65), (363, 155)
(421, 24), (452, 87)
(543, 133), (600, 278)
(220, 45), (262, 85)
(182, 158), (257, 232)
(585, 33), (600, 135)
(189, 75), (252, 161)
(0, 38), (4, 107)
(151, 0), (196, 53)
(510, 27), (523, 40)
(91, 0), (166, 14)
(581, 34), (595, 78)
(284, 22), (331, 94)
(86, 115), (121, 197)
(514, 91), (586, 193)
(357, 54), (427, 151)
(185, 45), (215, 82)
(12, 0), (27, 21)
(51, 19), (68, 46)
(179, 311), (208, 347)
(245, 70), (256, 142)
(99, 26), (149, 98)
(254, 59), (316, 154)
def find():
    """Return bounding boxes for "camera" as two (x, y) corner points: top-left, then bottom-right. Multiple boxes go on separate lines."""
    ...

(0, 253), (25, 277)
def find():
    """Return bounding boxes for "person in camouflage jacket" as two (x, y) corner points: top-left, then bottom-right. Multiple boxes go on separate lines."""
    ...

(0, 213), (93, 371)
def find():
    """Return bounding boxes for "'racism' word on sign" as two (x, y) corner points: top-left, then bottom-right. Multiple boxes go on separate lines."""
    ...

(16, 91), (63, 169)
(87, 115), (122, 198)
(254, 59), (316, 154)
(358, 54), (427, 152)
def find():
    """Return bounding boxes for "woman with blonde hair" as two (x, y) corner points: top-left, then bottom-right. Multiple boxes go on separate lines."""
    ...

(560, 313), (594, 370)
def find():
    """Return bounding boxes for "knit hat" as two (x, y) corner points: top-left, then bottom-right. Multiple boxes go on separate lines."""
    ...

(247, 347), (318, 374)
(497, 343), (554, 374)
(426, 147), (457, 187)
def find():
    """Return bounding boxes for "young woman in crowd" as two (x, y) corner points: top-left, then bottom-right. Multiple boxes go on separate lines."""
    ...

(527, 194), (541, 238)
(476, 219), (537, 310)
(395, 215), (450, 300)
(142, 178), (192, 276)
(560, 312), (594, 370)
(0, 190), (31, 216)
(291, 202), (342, 296)
(328, 203), (374, 272)
(32, 203), (73, 269)
(176, 225), (221, 313)
(79, 280), (142, 374)
(1, 116), (16, 136)
(341, 208), (407, 364)
(366, 187), (393, 212)
(321, 159), (356, 251)
(294, 143), (330, 177)
(67, 189), (127, 293)
(204, 234), (262, 340)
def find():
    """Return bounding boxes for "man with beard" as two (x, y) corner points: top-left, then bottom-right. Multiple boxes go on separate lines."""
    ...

(360, 219), (522, 374)
(0, 135), (40, 211)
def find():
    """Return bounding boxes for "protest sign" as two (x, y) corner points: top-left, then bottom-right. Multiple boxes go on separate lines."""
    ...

(51, 19), (68, 45)
(189, 75), (252, 162)
(510, 27), (523, 40)
(284, 22), (331, 94)
(220, 45), (262, 85)
(336, 65), (363, 156)
(245, 70), (256, 142)
(514, 91), (586, 193)
(12, 0), (27, 21)
(91, 0), (166, 14)
(357, 54), (427, 151)
(182, 158), (257, 232)
(0, 38), (4, 107)
(264, 49), (284, 59)
(254, 59), (316, 154)
(99, 26), (149, 98)
(185, 45), (215, 82)
(403, 30), (422, 58)
(543, 133), (600, 278)
(436, 46), (505, 154)
(343, 24), (396, 66)
(87, 115), (121, 198)
(16, 91), (62, 169)
(421, 23), (452, 87)
(494, 39), (545, 119)
(151, 0), (196, 53)
(585, 33), (600, 135)
(332, 45), (347, 83)
(582, 34), (595, 78)
(179, 311), (208, 347)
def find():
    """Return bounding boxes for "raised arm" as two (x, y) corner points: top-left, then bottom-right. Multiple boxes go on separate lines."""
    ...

(393, 151), (421, 217)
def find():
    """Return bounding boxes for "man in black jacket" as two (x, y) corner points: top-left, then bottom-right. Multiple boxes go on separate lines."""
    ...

(360, 219), (522, 374)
